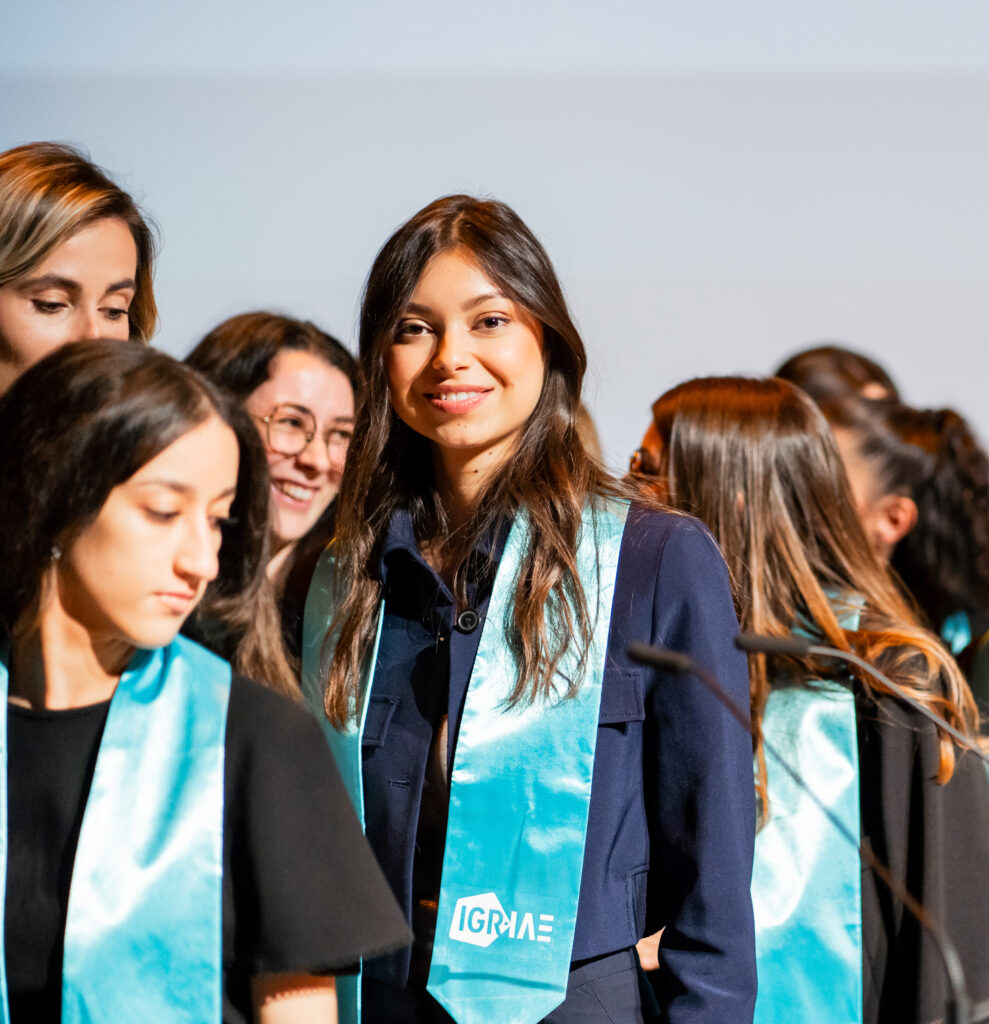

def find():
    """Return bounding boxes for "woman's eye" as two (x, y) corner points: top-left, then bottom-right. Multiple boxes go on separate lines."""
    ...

(478, 316), (507, 330)
(395, 321), (430, 340)
(209, 516), (232, 531)
(144, 508), (179, 523)
(103, 307), (130, 321)
(32, 300), (66, 314)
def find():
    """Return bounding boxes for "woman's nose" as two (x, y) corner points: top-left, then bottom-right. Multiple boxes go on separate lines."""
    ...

(175, 518), (221, 584)
(431, 328), (470, 374)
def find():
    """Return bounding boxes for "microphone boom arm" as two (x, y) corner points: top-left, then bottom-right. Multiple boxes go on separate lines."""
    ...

(627, 639), (972, 1024)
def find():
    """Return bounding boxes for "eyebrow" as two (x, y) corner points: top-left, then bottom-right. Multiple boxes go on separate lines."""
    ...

(106, 278), (137, 294)
(404, 292), (507, 316)
(15, 274), (136, 295)
(16, 274), (79, 295)
(136, 479), (238, 499)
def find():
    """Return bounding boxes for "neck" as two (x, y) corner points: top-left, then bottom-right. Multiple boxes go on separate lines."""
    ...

(266, 539), (297, 595)
(433, 442), (515, 535)
(9, 603), (133, 711)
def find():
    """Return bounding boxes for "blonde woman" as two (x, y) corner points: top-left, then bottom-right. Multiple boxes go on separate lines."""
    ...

(0, 141), (157, 392)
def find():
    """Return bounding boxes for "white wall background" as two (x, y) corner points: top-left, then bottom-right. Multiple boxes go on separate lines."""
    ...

(3, 0), (988, 470)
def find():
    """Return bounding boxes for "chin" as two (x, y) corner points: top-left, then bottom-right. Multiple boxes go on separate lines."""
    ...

(120, 619), (189, 652)
(275, 508), (333, 544)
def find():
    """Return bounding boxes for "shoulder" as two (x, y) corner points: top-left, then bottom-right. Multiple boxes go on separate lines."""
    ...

(858, 690), (989, 799)
(618, 502), (729, 590)
(226, 675), (332, 768)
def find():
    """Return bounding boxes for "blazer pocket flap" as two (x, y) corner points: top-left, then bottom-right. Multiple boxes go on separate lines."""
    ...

(362, 695), (400, 747)
(598, 667), (647, 725)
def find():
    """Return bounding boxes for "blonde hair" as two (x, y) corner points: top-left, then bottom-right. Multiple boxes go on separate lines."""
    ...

(0, 142), (158, 341)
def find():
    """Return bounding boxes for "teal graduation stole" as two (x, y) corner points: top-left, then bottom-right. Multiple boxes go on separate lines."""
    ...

(941, 610), (972, 656)
(303, 500), (629, 1024)
(0, 636), (230, 1023)
(752, 604), (863, 1024)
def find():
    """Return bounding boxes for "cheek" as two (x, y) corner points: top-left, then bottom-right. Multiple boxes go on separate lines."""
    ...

(385, 347), (424, 401)
(0, 311), (66, 364)
(60, 526), (142, 625)
(265, 450), (291, 475)
(507, 351), (546, 414)
(106, 319), (131, 342)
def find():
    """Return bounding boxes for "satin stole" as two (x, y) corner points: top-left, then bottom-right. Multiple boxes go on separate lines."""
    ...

(303, 501), (629, 1024)
(0, 636), (230, 1023)
(752, 605), (863, 1024)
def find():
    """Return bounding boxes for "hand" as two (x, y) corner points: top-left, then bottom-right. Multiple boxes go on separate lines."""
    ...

(252, 973), (337, 1023)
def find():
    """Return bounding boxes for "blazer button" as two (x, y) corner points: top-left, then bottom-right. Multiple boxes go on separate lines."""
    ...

(456, 608), (480, 633)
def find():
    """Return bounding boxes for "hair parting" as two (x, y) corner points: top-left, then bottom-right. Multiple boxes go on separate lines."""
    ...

(0, 339), (297, 698)
(323, 195), (636, 724)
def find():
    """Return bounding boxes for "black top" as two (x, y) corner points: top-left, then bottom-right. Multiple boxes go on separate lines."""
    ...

(857, 691), (989, 1023)
(5, 674), (410, 1024)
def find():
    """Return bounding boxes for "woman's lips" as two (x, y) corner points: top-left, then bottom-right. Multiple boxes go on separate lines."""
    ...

(424, 389), (492, 414)
(271, 479), (318, 509)
(156, 592), (197, 614)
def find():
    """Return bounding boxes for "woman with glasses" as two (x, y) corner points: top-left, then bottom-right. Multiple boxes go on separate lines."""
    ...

(186, 311), (358, 663)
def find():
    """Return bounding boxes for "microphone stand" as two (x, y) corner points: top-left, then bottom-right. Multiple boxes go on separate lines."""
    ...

(627, 640), (972, 1024)
(735, 632), (989, 768)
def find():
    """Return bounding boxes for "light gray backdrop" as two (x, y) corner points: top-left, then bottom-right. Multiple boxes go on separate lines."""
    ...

(3, 0), (988, 470)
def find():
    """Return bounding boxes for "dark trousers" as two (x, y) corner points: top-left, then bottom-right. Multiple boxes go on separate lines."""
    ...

(363, 948), (645, 1024)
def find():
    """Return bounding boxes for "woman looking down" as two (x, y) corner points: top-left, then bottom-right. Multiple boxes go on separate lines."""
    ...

(0, 341), (409, 1023)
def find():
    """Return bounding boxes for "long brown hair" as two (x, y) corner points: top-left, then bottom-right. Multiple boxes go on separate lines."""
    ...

(649, 376), (978, 798)
(324, 195), (625, 724)
(831, 400), (989, 632)
(0, 340), (298, 699)
(0, 142), (158, 342)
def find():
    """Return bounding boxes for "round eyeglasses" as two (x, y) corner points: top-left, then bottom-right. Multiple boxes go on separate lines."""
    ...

(251, 403), (351, 459)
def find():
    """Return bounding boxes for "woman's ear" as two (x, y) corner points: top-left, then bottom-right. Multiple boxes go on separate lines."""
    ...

(869, 494), (918, 559)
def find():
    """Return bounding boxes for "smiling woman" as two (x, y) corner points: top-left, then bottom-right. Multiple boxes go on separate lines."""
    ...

(0, 142), (158, 393)
(303, 195), (757, 1024)
(0, 340), (409, 1024)
(186, 311), (359, 663)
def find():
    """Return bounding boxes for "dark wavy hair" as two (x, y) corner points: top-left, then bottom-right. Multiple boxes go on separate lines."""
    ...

(185, 310), (359, 399)
(323, 194), (628, 724)
(837, 401), (989, 631)
(775, 344), (900, 412)
(0, 142), (158, 342)
(650, 377), (977, 797)
(0, 339), (297, 697)
(186, 310), (360, 663)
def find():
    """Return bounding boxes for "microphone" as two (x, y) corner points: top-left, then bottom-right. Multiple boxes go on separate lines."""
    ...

(627, 640), (973, 1024)
(736, 632), (989, 768)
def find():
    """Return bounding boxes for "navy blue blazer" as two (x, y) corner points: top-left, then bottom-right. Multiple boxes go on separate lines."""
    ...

(358, 504), (757, 1023)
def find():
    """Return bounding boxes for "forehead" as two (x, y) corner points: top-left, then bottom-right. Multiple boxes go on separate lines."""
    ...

(249, 349), (354, 419)
(32, 217), (138, 281)
(410, 248), (503, 302)
(126, 416), (239, 491)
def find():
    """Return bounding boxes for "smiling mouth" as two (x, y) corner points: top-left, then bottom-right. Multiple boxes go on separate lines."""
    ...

(272, 480), (318, 506)
(424, 389), (492, 412)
